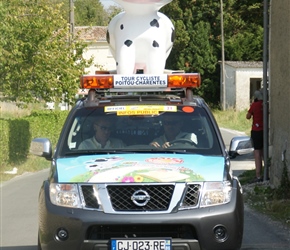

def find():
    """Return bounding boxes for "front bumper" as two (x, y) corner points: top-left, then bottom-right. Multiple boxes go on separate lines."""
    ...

(38, 179), (244, 250)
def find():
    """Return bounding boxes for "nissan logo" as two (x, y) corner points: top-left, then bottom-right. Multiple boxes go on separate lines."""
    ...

(131, 190), (150, 206)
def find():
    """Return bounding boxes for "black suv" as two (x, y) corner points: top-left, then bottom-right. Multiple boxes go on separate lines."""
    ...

(31, 73), (250, 250)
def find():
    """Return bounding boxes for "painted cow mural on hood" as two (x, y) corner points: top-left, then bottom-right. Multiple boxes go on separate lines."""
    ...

(107, 0), (175, 74)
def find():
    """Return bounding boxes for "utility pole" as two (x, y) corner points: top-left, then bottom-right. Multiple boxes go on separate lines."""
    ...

(69, 0), (75, 43)
(263, 0), (269, 181)
(220, 0), (226, 110)
(67, 0), (75, 111)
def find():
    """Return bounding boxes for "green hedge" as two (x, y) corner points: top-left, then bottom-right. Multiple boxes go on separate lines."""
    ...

(25, 111), (69, 145)
(0, 119), (10, 165)
(8, 119), (31, 164)
(0, 110), (69, 167)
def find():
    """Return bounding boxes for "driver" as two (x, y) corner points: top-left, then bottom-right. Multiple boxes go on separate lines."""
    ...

(150, 114), (197, 148)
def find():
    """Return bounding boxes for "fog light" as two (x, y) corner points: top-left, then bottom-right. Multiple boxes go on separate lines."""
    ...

(213, 225), (228, 242)
(56, 228), (69, 241)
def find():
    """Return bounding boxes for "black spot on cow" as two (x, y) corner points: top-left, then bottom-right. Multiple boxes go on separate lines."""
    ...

(150, 19), (159, 28)
(124, 40), (133, 47)
(152, 40), (159, 47)
(171, 28), (175, 43)
(116, 62), (118, 66)
(120, 24), (124, 30)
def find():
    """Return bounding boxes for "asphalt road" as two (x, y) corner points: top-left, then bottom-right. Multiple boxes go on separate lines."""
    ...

(0, 170), (45, 249)
(0, 128), (290, 249)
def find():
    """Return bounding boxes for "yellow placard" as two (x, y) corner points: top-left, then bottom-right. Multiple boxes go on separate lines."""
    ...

(105, 105), (177, 113)
(117, 110), (159, 116)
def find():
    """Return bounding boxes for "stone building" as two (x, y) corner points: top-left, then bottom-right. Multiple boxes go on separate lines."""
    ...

(223, 61), (263, 110)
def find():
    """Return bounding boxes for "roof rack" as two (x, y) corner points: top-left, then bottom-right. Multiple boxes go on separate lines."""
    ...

(80, 71), (201, 107)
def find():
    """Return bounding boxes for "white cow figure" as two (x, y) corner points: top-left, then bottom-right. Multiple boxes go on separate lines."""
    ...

(107, 0), (175, 74)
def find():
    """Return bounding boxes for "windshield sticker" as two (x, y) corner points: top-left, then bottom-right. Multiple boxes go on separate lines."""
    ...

(56, 154), (224, 183)
(105, 105), (177, 112)
(117, 110), (159, 116)
(105, 105), (177, 116)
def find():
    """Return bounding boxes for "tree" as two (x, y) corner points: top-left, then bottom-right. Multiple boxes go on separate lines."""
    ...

(52, 0), (110, 26)
(106, 4), (123, 24)
(0, 0), (93, 106)
(162, 0), (221, 103)
(161, 0), (264, 105)
(224, 1), (263, 61)
(74, 0), (108, 26)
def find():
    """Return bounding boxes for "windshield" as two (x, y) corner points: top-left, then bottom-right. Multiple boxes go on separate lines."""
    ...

(58, 105), (222, 156)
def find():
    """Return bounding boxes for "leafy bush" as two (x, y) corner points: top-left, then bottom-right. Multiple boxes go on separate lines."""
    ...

(25, 110), (69, 147)
(8, 119), (31, 164)
(0, 110), (69, 168)
(0, 119), (10, 166)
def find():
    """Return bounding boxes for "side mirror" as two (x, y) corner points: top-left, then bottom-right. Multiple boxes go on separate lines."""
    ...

(229, 136), (253, 159)
(30, 138), (52, 160)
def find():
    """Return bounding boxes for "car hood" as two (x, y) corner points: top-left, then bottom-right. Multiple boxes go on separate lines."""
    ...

(56, 153), (225, 183)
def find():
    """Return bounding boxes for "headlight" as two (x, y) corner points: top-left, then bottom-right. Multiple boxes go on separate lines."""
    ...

(200, 181), (232, 207)
(50, 183), (82, 208)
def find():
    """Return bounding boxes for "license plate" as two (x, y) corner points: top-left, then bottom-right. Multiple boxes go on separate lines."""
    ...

(111, 238), (171, 250)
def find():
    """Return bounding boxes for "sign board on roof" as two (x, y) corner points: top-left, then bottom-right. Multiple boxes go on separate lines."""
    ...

(114, 75), (167, 88)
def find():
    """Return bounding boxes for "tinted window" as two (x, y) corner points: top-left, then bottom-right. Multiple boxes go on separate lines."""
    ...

(59, 105), (222, 156)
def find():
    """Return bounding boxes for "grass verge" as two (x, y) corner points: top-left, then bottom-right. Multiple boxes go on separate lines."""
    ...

(0, 155), (49, 183)
(239, 168), (290, 227)
(212, 108), (251, 135)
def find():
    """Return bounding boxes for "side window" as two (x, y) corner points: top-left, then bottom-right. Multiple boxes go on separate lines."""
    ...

(67, 116), (95, 150)
(67, 118), (81, 150)
(181, 117), (207, 148)
(197, 117), (212, 148)
(178, 108), (216, 150)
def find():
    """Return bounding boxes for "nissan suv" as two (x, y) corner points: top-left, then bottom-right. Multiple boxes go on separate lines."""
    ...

(31, 72), (250, 250)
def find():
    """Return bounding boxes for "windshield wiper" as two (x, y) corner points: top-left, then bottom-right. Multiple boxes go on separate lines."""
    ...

(152, 149), (192, 154)
(64, 150), (120, 156)
(64, 148), (196, 156)
(111, 148), (193, 154)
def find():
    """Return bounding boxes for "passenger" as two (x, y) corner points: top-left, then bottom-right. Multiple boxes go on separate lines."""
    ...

(78, 116), (125, 149)
(150, 114), (197, 148)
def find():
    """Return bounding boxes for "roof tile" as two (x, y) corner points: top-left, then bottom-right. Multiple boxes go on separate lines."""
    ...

(75, 26), (107, 41)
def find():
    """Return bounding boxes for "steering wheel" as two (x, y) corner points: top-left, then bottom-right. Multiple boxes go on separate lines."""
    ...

(169, 139), (198, 147)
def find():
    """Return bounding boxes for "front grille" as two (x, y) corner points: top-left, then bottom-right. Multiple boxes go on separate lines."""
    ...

(81, 185), (99, 209)
(182, 184), (201, 207)
(86, 224), (197, 240)
(80, 183), (201, 211)
(107, 185), (174, 211)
